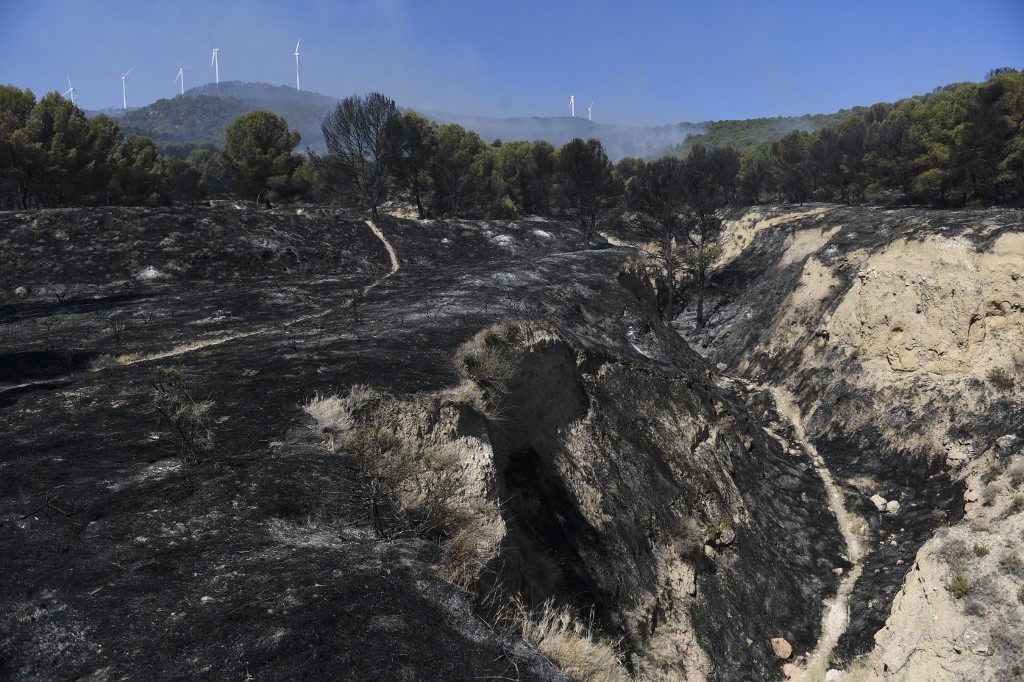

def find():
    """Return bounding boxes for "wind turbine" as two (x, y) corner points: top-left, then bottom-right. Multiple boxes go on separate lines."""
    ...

(175, 66), (186, 95)
(120, 68), (133, 110)
(63, 75), (79, 105)
(210, 35), (220, 84)
(293, 38), (301, 91)
(569, 95), (575, 117)
(587, 100), (594, 121)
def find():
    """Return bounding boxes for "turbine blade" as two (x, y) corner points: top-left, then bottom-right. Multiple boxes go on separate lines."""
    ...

(124, 68), (133, 78)
(295, 38), (301, 52)
(212, 50), (216, 67)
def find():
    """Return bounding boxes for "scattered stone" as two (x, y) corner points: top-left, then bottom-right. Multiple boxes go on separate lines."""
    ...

(13, 285), (28, 298)
(870, 494), (888, 511)
(886, 500), (901, 514)
(996, 434), (1019, 451)
(771, 637), (793, 660)
(716, 527), (736, 546)
(716, 362), (728, 372)
(825, 669), (843, 682)
(782, 662), (799, 678)
(136, 266), (167, 281)
(832, 567), (844, 576)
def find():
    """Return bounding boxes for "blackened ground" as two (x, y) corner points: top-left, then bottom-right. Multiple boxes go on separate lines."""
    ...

(1, 207), (586, 681)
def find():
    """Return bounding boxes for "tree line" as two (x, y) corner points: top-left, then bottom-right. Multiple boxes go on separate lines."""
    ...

(3, 69), (1020, 213)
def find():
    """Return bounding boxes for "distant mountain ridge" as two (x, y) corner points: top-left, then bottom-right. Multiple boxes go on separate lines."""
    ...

(90, 81), (857, 160)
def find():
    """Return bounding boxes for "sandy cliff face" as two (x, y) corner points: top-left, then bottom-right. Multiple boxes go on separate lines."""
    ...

(688, 205), (1024, 679)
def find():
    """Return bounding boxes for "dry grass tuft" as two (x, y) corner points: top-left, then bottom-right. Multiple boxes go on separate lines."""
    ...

(149, 366), (215, 466)
(453, 322), (524, 407)
(518, 600), (630, 682)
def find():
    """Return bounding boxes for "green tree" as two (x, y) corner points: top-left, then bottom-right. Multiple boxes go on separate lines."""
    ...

(554, 138), (620, 248)
(429, 123), (487, 217)
(225, 109), (304, 204)
(680, 145), (727, 330)
(186, 148), (233, 199)
(0, 86), (38, 208)
(21, 92), (90, 206)
(773, 130), (811, 204)
(108, 135), (171, 206)
(385, 110), (436, 218)
(628, 156), (689, 321)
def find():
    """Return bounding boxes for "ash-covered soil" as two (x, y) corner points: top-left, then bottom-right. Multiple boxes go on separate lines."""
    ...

(0, 205), (856, 681)
(0, 207), (584, 681)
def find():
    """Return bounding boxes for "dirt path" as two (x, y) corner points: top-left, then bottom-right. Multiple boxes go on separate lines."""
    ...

(754, 382), (867, 679)
(362, 219), (400, 295)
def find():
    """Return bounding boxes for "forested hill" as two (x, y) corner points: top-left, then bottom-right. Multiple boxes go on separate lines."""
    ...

(674, 110), (861, 154)
(99, 82), (708, 159)
(104, 82), (338, 151)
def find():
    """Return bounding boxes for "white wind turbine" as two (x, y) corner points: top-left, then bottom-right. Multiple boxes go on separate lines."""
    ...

(569, 94), (575, 117)
(63, 75), (79, 105)
(210, 36), (221, 84)
(587, 100), (594, 121)
(175, 66), (187, 95)
(293, 38), (301, 91)
(120, 68), (133, 110)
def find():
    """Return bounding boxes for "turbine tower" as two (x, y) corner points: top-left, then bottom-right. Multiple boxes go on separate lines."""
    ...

(569, 95), (575, 117)
(175, 67), (186, 95)
(587, 100), (594, 121)
(294, 38), (301, 91)
(63, 76), (79, 105)
(210, 36), (220, 84)
(120, 68), (133, 110)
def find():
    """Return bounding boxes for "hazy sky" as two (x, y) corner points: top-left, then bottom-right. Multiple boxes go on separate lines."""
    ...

(1, 0), (1022, 125)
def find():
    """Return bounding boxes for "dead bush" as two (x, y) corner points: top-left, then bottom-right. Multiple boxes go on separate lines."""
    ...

(987, 367), (1016, 393)
(305, 387), (496, 582)
(940, 537), (971, 569)
(453, 322), (524, 406)
(150, 366), (215, 466)
(1008, 460), (1024, 488)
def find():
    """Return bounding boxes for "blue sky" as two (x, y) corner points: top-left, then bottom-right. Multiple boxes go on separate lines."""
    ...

(1, 0), (1022, 125)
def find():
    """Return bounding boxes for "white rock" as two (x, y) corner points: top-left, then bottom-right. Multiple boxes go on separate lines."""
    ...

(870, 494), (888, 511)
(996, 434), (1019, 451)
(14, 285), (28, 298)
(716, 362), (728, 372)
(825, 669), (843, 682)
(886, 500), (901, 514)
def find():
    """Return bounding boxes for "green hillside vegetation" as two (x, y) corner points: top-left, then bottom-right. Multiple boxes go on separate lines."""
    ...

(115, 82), (338, 151)
(676, 110), (861, 153)
(3, 69), (1021, 214)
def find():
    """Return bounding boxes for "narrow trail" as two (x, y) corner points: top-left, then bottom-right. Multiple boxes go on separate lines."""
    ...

(0, 219), (402, 392)
(362, 219), (400, 295)
(747, 380), (867, 679)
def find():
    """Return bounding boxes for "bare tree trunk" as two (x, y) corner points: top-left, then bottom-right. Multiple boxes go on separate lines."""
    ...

(664, 235), (674, 323)
(696, 247), (707, 331)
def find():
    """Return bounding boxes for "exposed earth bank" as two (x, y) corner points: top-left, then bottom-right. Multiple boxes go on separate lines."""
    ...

(684, 204), (1024, 680)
